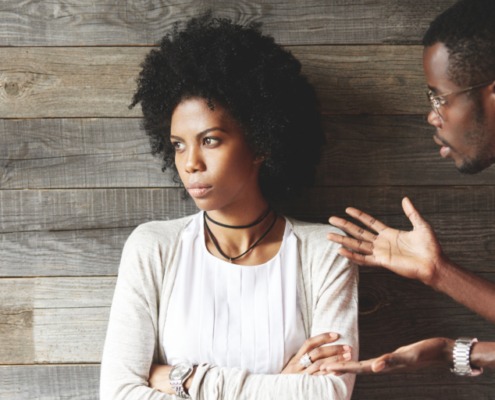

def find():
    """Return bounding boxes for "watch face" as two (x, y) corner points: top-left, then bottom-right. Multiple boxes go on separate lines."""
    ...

(170, 362), (193, 380)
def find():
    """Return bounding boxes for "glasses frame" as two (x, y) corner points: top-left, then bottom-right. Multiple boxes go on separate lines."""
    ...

(426, 80), (494, 118)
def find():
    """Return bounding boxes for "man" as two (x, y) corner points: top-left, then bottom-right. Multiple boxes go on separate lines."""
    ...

(323, 0), (495, 376)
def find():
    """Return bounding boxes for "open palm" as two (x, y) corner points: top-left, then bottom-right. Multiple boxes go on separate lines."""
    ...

(328, 197), (445, 284)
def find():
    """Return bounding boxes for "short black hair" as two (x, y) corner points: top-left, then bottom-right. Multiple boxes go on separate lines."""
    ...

(131, 14), (324, 202)
(423, 0), (495, 87)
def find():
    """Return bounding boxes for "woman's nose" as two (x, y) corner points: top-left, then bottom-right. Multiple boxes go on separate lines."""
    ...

(185, 147), (205, 173)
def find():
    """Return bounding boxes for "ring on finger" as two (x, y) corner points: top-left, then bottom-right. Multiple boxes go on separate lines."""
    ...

(299, 352), (313, 368)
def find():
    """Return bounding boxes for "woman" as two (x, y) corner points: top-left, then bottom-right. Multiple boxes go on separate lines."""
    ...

(100, 14), (358, 400)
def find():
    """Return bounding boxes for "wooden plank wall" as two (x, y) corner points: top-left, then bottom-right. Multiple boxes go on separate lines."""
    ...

(1, 1), (494, 399)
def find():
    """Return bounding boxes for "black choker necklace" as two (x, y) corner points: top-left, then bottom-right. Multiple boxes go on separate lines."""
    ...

(205, 207), (271, 229)
(203, 211), (277, 263)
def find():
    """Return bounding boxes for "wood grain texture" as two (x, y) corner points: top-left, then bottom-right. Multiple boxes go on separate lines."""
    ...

(0, 365), (100, 400)
(0, 188), (198, 233)
(3, 116), (495, 189)
(0, 46), (431, 118)
(0, 0), (457, 47)
(0, 118), (168, 189)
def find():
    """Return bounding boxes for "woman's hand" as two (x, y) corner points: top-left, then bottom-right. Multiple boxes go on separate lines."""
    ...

(320, 338), (454, 375)
(281, 332), (352, 375)
(149, 364), (174, 393)
(328, 197), (445, 286)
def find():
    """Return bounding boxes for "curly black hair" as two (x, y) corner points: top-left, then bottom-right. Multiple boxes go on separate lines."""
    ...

(130, 13), (324, 202)
(423, 0), (495, 87)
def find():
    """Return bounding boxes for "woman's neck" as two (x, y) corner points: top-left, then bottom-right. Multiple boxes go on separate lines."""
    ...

(203, 204), (285, 266)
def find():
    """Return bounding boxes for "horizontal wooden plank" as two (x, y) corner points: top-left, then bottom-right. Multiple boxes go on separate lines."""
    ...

(0, 365), (100, 400)
(0, 118), (169, 189)
(3, 116), (495, 189)
(0, 228), (131, 277)
(0, 277), (113, 364)
(0, 364), (493, 400)
(0, 188), (198, 233)
(0, 46), (430, 118)
(0, 0), (457, 47)
(353, 370), (495, 400)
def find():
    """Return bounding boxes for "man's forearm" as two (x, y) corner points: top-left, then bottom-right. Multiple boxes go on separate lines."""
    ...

(430, 258), (495, 323)
(471, 342), (495, 369)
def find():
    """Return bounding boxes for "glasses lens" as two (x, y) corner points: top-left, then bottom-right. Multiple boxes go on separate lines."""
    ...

(427, 90), (442, 117)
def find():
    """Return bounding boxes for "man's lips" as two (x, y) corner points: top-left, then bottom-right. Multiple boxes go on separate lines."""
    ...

(433, 135), (452, 158)
(186, 184), (212, 198)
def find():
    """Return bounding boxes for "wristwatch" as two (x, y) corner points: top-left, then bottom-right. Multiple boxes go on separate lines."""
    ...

(451, 337), (479, 376)
(169, 362), (194, 398)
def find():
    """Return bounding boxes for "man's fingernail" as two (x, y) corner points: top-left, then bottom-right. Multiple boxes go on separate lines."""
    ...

(329, 332), (339, 339)
(343, 352), (352, 360)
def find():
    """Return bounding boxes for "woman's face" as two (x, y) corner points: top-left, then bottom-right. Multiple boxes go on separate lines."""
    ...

(170, 97), (262, 212)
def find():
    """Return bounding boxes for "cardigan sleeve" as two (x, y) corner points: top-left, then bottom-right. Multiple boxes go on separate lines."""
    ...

(186, 224), (358, 400)
(100, 223), (175, 400)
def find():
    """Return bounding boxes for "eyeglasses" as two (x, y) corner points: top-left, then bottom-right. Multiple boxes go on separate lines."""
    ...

(426, 80), (493, 118)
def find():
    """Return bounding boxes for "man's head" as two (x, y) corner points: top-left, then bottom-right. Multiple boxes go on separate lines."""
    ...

(422, 0), (495, 174)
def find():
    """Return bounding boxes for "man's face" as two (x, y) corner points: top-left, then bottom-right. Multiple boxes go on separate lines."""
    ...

(423, 42), (495, 174)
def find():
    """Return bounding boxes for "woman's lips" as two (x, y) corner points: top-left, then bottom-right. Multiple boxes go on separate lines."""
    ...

(187, 184), (212, 198)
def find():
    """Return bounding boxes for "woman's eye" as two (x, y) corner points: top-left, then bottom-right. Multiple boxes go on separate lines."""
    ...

(203, 137), (220, 146)
(171, 141), (184, 151)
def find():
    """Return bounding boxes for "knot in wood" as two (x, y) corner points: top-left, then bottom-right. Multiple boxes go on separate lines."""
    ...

(4, 81), (20, 97)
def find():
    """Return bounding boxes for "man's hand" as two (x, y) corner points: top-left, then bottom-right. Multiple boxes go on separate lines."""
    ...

(328, 197), (445, 285)
(320, 338), (454, 375)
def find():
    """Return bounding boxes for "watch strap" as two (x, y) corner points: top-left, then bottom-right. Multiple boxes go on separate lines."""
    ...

(451, 337), (481, 376)
(170, 378), (190, 398)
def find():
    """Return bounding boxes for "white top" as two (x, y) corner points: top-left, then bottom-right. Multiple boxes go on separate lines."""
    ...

(163, 212), (306, 373)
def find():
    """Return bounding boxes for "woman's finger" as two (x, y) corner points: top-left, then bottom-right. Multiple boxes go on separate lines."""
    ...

(309, 345), (352, 364)
(295, 332), (340, 358)
(303, 348), (352, 375)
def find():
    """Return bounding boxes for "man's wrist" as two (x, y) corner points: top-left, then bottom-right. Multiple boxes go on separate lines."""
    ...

(450, 337), (483, 376)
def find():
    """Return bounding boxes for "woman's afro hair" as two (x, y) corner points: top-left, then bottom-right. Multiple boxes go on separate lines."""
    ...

(131, 13), (325, 202)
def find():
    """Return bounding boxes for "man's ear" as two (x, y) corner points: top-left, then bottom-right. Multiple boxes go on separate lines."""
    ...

(254, 154), (268, 165)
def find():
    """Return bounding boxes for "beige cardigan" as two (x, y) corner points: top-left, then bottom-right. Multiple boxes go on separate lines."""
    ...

(100, 214), (358, 399)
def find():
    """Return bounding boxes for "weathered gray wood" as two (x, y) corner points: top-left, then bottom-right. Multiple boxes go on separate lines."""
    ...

(0, 0), (457, 47)
(0, 188), (198, 233)
(0, 277), (113, 364)
(4, 116), (495, 189)
(0, 365), (100, 400)
(0, 46), (430, 118)
(0, 118), (169, 189)
(0, 364), (492, 400)
(0, 228), (131, 277)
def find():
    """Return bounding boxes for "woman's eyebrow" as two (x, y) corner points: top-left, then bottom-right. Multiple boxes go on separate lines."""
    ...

(170, 127), (227, 141)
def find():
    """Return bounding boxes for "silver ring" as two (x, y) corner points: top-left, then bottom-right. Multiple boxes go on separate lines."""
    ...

(299, 352), (312, 368)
